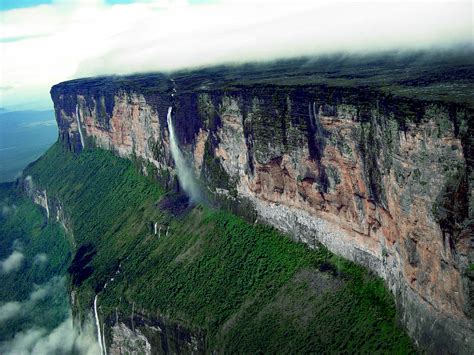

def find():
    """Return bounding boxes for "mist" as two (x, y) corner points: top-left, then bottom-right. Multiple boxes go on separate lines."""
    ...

(0, 264), (100, 354)
(0, 0), (471, 110)
(0, 239), (25, 275)
(167, 106), (202, 202)
(0, 314), (100, 355)
(0, 250), (24, 274)
(76, 1), (472, 77)
(0, 276), (64, 324)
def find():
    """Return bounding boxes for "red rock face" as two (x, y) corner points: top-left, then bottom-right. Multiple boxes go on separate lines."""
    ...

(53, 90), (473, 353)
(208, 97), (472, 352)
(247, 115), (466, 316)
(78, 94), (162, 163)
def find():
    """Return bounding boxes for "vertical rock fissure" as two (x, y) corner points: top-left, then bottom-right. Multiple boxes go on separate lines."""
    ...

(307, 101), (329, 192)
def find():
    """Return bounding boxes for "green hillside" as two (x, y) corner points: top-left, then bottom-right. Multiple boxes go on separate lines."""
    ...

(20, 143), (416, 353)
(0, 182), (71, 343)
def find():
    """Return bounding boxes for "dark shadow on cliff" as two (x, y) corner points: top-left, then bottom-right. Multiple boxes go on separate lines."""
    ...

(156, 193), (193, 217)
(67, 243), (96, 287)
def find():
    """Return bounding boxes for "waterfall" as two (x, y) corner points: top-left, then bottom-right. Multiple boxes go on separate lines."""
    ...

(43, 190), (50, 219)
(94, 295), (105, 355)
(102, 322), (107, 355)
(75, 104), (85, 148)
(167, 106), (201, 202)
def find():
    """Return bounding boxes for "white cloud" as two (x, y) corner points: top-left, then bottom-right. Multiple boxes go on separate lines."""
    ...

(0, 301), (22, 322)
(29, 280), (55, 302)
(0, 315), (100, 355)
(0, 0), (472, 110)
(0, 276), (63, 324)
(33, 253), (48, 264)
(0, 250), (25, 274)
(1, 328), (46, 354)
(0, 285), (100, 353)
(31, 316), (99, 355)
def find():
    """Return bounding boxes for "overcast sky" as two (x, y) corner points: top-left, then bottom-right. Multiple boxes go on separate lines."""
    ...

(0, 0), (472, 110)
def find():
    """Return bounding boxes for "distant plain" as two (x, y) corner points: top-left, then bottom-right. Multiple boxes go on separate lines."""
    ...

(0, 110), (57, 182)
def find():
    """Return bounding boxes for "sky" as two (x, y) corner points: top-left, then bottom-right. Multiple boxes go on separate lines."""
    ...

(0, 0), (472, 110)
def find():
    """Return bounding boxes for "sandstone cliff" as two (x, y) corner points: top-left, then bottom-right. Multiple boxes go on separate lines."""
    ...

(50, 60), (474, 352)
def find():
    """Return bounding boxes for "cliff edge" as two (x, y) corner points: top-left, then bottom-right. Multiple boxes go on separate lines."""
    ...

(50, 53), (474, 352)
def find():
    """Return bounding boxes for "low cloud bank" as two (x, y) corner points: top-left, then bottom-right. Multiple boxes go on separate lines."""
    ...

(0, 315), (100, 355)
(76, 1), (473, 77)
(0, 302), (22, 323)
(0, 250), (24, 274)
(0, 276), (62, 324)
(0, 274), (100, 354)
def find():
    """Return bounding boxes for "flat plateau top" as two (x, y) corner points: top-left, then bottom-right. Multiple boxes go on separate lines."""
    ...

(52, 48), (474, 109)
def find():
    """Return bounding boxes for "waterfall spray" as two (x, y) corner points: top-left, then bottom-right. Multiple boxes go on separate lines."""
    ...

(167, 106), (201, 202)
(75, 104), (85, 149)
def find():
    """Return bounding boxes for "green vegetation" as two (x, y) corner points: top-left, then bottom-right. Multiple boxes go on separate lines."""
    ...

(25, 143), (166, 318)
(22, 143), (416, 353)
(0, 183), (71, 342)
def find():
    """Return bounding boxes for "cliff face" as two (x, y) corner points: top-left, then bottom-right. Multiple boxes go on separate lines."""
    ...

(50, 71), (473, 352)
